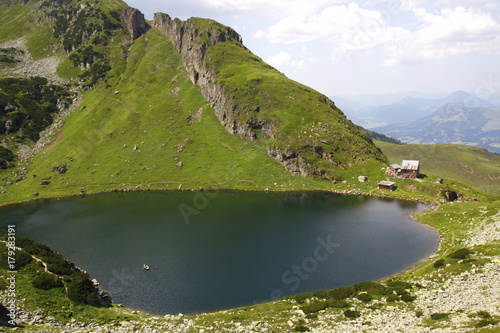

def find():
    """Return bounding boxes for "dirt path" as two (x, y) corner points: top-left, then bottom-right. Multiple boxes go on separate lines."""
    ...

(0, 240), (73, 311)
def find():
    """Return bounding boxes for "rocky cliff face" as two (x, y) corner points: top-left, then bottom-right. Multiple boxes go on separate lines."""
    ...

(122, 7), (150, 40)
(153, 13), (266, 140)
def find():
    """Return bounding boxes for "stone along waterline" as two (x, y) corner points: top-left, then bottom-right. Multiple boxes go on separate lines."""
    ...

(0, 191), (438, 315)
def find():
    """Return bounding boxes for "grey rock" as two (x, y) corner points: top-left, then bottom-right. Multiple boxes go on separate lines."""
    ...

(121, 7), (150, 40)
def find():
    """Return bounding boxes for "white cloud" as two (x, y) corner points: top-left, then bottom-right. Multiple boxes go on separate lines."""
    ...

(399, 0), (427, 11)
(206, 0), (347, 20)
(267, 47), (318, 69)
(381, 6), (500, 66)
(255, 2), (500, 66)
(435, 0), (500, 11)
(256, 3), (393, 44)
(267, 52), (293, 67)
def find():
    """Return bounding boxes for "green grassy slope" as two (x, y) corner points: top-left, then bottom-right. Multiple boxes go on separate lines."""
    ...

(0, 1), (496, 207)
(0, 28), (340, 205)
(0, 2), (58, 59)
(376, 141), (500, 195)
(0, 0), (391, 205)
(191, 17), (388, 180)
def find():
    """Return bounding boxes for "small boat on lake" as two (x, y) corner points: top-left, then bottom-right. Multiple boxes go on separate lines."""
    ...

(143, 264), (150, 270)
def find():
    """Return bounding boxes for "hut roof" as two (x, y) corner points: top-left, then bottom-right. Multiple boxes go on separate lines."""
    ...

(401, 160), (419, 170)
(378, 181), (395, 186)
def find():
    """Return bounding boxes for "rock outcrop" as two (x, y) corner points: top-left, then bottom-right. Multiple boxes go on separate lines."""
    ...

(52, 165), (67, 174)
(122, 7), (150, 40)
(153, 13), (265, 141)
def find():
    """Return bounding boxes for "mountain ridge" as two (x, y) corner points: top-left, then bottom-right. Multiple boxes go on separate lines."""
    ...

(373, 103), (500, 154)
(337, 90), (495, 128)
(151, 12), (387, 181)
(0, 0), (387, 205)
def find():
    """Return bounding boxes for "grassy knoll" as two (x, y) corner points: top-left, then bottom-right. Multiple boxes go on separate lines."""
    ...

(376, 141), (500, 196)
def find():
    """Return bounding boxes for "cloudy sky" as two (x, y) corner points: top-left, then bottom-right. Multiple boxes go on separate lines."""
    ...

(124, 0), (500, 98)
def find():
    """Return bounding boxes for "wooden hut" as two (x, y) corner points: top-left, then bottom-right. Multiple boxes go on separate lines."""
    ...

(400, 160), (420, 179)
(378, 181), (395, 191)
(386, 164), (401, 176)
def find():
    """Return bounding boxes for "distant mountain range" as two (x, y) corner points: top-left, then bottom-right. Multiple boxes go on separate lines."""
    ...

(373, 103), (500, 154)
(332, 91), (500, 154)
(334, 91), (497, 128)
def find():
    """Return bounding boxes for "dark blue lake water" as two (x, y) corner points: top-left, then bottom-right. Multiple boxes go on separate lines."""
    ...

(0, 191), (438, 315)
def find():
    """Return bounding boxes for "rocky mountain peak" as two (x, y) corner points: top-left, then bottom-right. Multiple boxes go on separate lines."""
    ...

(153, 13), (243, 51)
(152, 13), (257, 140)
(121, 7), (150, 40)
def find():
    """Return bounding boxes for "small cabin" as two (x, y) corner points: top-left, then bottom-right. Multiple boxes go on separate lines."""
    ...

(386, 164), (401, 176)
(378, 181), (395, 191)
(400, 160), (420, 179)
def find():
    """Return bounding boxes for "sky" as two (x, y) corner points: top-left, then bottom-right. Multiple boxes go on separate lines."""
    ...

(123, 0), (500, 98)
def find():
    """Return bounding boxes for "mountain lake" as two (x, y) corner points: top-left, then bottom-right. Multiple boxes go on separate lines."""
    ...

(0, 191), (439, 315)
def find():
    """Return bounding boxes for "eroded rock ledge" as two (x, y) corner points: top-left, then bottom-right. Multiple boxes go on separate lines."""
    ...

(152, 13), (261, 140)
(121, 7), (150, 40)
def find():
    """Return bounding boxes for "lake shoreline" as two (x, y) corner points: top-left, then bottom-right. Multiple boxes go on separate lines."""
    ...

(0, 189), (441, 316)
(0, 184), (440, 210)
(375, 207), (441, 283)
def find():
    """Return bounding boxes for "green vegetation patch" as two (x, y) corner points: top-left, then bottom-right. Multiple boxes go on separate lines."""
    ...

(0, 146), (15, 169)
(433, 259), (445, 268)
(344, 310), (361, 319)
(31, 272), (64, 290)
(0, 48), (19, 67)
(285, 280), (418, 315)
(0, 229), (114, 324)
(430, 313), (450, 320)
(301, 299), (349, 314)
(448, 248), (472, 259)
(0, 77), (73, 142)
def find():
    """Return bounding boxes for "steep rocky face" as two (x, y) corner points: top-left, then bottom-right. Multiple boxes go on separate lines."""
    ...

(122, 7), (150, 40)
(153, 13), (260, 140)
(266, 147), (312, 177)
